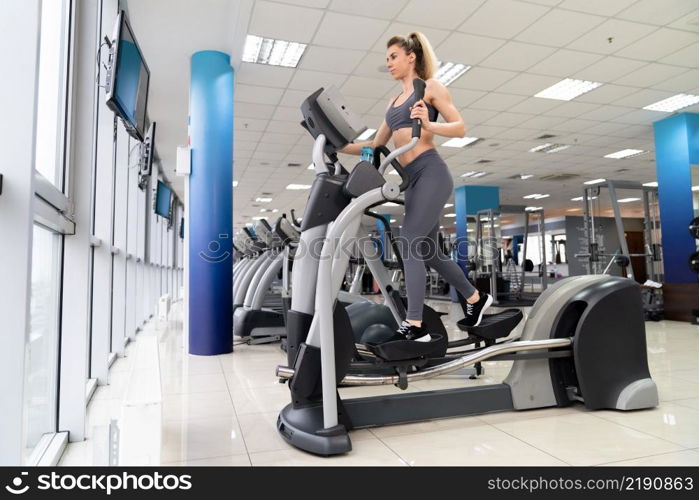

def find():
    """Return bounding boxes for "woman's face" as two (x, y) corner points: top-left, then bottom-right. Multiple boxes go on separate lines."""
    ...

(386, 44), (414, 80)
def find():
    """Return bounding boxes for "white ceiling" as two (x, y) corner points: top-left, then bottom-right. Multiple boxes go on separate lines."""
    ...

(127, 0), (699, 231)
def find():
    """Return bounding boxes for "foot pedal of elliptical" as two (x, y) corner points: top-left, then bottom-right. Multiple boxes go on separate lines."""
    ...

(366, 334), (445, 362)
(457, 308), (523, 340)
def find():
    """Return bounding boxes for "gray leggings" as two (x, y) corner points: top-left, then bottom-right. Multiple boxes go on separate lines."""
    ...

(398, 149), (477, 321)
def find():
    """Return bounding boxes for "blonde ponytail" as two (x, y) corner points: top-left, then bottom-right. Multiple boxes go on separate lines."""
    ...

(387, 31), (438, 80)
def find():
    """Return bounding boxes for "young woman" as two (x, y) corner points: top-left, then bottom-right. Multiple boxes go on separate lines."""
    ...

(342, 32), (492, 342)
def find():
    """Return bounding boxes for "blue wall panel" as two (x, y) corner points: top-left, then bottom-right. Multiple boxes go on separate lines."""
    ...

(653, 112), (699, 283)
(454, 185), (499, 273)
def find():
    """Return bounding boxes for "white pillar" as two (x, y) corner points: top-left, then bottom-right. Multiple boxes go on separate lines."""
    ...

(0, 0), (40, 465)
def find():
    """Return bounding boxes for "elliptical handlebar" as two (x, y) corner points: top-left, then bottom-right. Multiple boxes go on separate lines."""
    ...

(373, 146), (410, 191)
(412, 77), (426, 139)
(290, 209), (302, 229)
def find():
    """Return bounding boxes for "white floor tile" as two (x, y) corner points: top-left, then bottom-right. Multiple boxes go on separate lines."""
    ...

(591, 403), (699, 448)
(600, 449), (699, 466)
(491, 412), (683, 466)
(161, 391), (235, 421)
(161, 372), (229, 395)
(229, 384), (294, 415)
(160, 416), (247, 463)
(673, 397), (699, 410)
(379, 423), (567, 466)
(161, 454), (251, 466)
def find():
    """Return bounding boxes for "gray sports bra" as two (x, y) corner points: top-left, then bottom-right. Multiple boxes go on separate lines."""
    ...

(385, 91), (439, 132)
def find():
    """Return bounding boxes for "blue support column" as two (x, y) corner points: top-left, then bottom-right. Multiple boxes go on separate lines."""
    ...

(454, 185), (500, 274)
(188, 51), (233, 355)
(653, 112), (699, 283)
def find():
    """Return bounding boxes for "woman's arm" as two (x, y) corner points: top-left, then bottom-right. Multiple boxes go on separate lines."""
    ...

(341, 119), (392, 155)
(411, 79), (466, 139)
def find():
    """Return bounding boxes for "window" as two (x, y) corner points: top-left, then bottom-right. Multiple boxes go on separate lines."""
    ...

(23, 225), (63, 462)
(34, 0), (71, 188)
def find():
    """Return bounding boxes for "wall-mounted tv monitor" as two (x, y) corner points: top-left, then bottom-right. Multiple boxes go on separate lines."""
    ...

(106, 11), (150, 141)
(154, 180), (172, 219)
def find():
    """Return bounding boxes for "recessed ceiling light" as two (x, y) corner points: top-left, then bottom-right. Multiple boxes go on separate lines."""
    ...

(442, 137), (480, 148)
(232, 181), (238, 187)
(618, 198), (641, 203)
(535, 78), (603, 101)
(529, 143), (552, 152)
(643, 93), (699, 112)
(445, 213), (456, 218)
(444, 203), (454, 208)
(529, 143), (569, 153)
(571, 196), (598, 201)
(525, 206), (543, 211)
(242, 35), (307, 67)
(285, 184), (311, 190)
(439, 225), (444, 229)
(390, 218), (396, 223)
(643, 181), (658, 187)
(523, 194), (550, 199)
(584, 179), (606, 185)
(460, 171), (488, 178)
(435, 61), (471, 87)
(520, 174), (534, 180)
(356, 128), (376, 141)
(604, 149), (645, 159)
(255, 197), (272, 202)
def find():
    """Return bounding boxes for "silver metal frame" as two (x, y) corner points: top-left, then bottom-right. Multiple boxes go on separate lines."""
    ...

(581, 180), (661, 281)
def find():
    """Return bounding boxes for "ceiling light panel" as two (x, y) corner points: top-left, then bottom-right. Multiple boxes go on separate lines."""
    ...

(535, 78), (603, 101)
(643, 93), (699, 112)
(604, 149), (645, 159)
(356, 128), (376, 141)
(435, 62), (471, 87)
(442, 137), (480, 148)
(529, 143), (570, 153)
(242, 35), (307, 68)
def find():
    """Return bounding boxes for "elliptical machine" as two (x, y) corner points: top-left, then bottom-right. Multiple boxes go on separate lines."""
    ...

(275, 81), (658, 456)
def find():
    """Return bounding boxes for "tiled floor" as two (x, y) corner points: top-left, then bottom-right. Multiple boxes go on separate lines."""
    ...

(59, 299), (699, 466)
